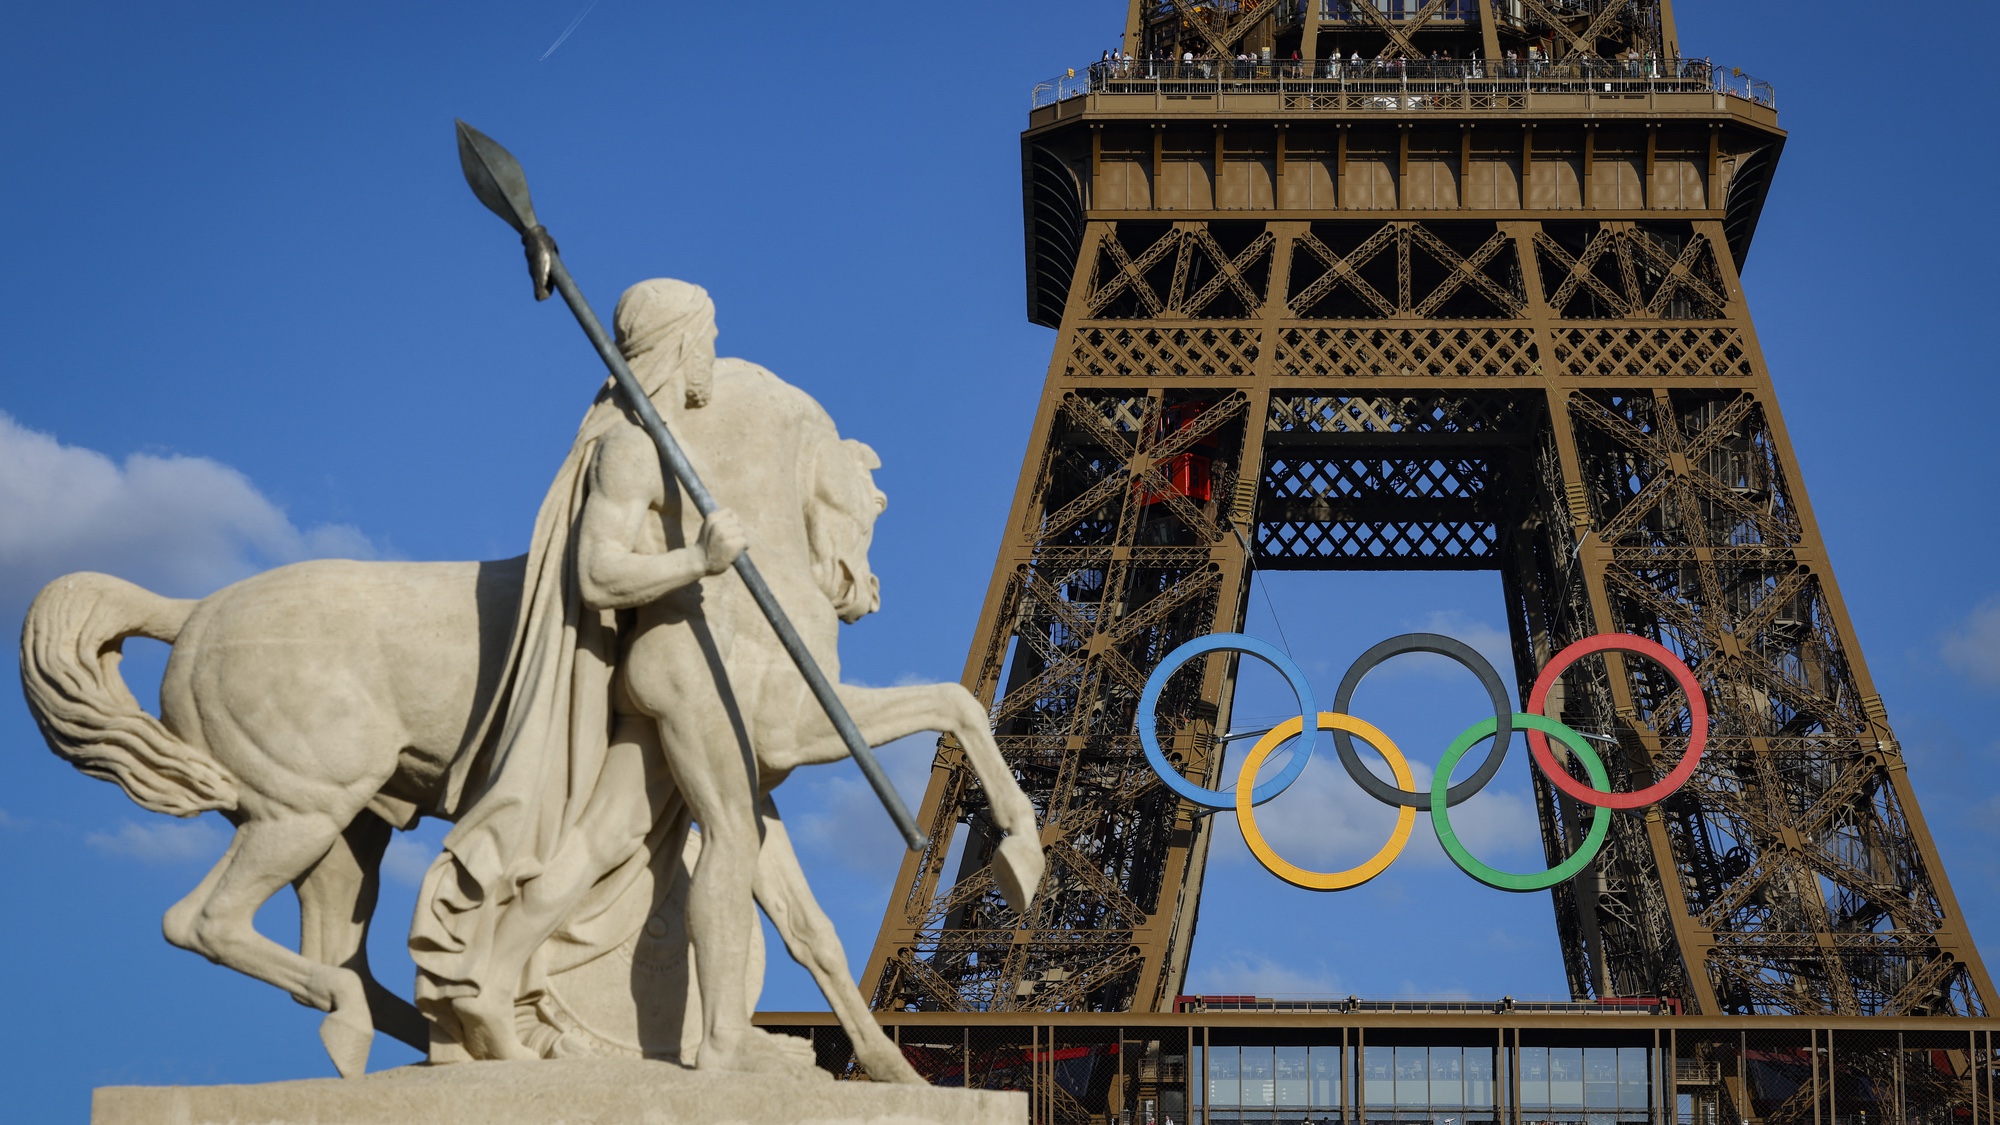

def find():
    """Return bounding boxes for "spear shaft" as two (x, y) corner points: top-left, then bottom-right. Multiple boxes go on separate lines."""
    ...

(457, 122), (924, 852)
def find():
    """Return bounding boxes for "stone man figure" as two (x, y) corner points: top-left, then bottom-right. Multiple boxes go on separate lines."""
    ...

(413, 279), (771, 1066)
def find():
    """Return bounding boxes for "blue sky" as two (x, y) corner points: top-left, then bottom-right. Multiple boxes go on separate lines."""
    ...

(2, 1), (1996, 1119)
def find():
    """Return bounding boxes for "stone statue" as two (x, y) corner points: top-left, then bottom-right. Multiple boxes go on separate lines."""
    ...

(19, 278), (1045, 1086)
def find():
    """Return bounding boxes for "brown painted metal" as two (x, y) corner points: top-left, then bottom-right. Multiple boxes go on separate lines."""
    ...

(864, 0), (1992, 1022)
(765, 1011), (1999, 1125)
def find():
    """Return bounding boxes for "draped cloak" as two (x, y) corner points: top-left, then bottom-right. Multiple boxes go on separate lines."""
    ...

(409, 346), (697, 1054)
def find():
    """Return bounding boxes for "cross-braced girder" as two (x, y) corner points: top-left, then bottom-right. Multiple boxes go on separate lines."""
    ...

(867, 48), (1989, 1023)
(1131, 0), (1669, 69)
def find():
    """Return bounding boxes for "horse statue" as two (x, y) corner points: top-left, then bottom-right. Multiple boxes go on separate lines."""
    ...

(19, 349), (1044, 1081)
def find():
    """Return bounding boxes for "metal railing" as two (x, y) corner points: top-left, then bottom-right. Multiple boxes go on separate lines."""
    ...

(1174, 995), (1678, 1015)
(1032, 56), (1774, 111)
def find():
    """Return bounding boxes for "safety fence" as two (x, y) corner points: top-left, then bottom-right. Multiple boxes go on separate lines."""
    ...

(1031, 59), (1774, 111)
(758, 1013), (1997, 1125)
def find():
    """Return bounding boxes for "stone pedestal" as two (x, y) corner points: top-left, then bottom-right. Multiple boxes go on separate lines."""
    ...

(92, 1057), (1025, 1125)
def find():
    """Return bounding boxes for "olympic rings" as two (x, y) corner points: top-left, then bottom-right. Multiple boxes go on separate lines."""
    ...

(1525, 634), (1708, 810)
(1432, 715), (1609, 892)
(1330, 633), (1512, 812)
(1135, 630), (1709, 892)
(1139, 633), (1317, 809)
(1238, 713), (1416, 890)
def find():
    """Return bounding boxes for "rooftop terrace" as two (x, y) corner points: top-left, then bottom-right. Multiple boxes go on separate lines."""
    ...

(1034, 56), (1775, 112)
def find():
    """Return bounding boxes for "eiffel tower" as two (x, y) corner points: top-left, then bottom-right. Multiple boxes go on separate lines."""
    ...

(861, 0), (1992, 1018)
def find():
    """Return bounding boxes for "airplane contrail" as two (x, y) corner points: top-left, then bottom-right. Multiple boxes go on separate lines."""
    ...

(538, 0), (600, 62)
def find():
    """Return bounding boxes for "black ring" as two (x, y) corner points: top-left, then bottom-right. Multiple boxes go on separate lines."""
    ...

(1331, 633), (1514, 811)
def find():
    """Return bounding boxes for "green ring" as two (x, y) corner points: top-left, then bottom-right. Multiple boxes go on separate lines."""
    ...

(1431, 713), (1611, 893)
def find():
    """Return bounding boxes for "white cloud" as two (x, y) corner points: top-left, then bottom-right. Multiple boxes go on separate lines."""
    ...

(1971, 793), (2000, 839)
(0, 411), (373, 611)
(1393, 981), (1474, 1001)
(1186, 950), (1344, 998)
(1942, 599), (2000, 689)
(382, 832), (441, 887)
(1358, 610), (1517, 686)
(1211, 748), (1541, 875)
(85, 817), (230, 865)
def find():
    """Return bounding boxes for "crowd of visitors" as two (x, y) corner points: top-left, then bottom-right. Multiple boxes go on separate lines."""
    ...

(1083, 44), (1711, 85)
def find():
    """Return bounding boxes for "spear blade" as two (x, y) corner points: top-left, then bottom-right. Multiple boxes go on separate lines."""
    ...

(455, 120), (538, 234)
(453, 122), (928, 853)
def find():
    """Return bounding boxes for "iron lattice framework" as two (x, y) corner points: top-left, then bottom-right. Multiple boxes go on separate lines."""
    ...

(863, 0), (1993, 1021)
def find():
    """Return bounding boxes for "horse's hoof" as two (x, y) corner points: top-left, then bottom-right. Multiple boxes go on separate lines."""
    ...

(320, 1009), (374, 1078)
(995, 833), (1045, 917)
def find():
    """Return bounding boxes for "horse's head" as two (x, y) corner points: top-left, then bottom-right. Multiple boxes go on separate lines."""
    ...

(806, 435), (887, 623)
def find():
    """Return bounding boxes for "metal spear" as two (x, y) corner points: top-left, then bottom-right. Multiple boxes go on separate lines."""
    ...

(454, 120), (926, 852)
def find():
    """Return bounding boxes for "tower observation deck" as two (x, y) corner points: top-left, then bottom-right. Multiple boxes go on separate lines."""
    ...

(860, 0), (1992, 1023)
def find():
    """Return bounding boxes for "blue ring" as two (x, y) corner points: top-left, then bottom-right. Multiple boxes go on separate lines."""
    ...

(1138, 633), (1317, 810)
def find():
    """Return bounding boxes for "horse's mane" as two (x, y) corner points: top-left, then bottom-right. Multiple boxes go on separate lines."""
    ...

(712, 357), (837, 431)
(710, 358), (878, 619)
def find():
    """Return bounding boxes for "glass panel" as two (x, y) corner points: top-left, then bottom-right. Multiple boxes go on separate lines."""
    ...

(1246, 1047), (1277, 1108)
(1365, 1047), (1395, 1112)
(1397, 1048), (1430, 1107)
(1467, 1047), (1496, 1108)
(1618, 1048), (1651, 1111)
(1195, 1046), (1206, 1111)
(1585, 1047), (1619, 1108)
(1550, 1048), (1585, 1111)
(1432, 1047), (1466, 1109)
(1162, 1046), (1188, 1125)
(1520, 1047), (1551, 1110)
(1312, 1046), (1342, 1112)
(1279, 1047), (1312, 1108)
(1212, 1045), (1241, 1109)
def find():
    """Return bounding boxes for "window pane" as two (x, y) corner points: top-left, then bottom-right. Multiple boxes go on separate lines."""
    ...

(1431, 1047), (1465, 1108)
(1519, 1047), (1549, 1110)
(1466, 1047), (1495, 1108)
(1213, 1045), (1241, 1109)
(1196, 1046), (1205, 1110)
(1617, 1048), (1651, 1111)
(1550, 1047), (1584, 1110)
(1585, 1047), (1619, 1108)
(1397, 1047), (1429, 1107)
(1278, 1047), (1311, 1108)
(1245, 1046), (1277, 1108)
(1365, 1046), (1395, 1111)
(1312, 1046), (1343, 1111)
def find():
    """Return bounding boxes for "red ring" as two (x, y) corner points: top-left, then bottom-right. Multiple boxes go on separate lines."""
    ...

(1526, 634), (1708, 810)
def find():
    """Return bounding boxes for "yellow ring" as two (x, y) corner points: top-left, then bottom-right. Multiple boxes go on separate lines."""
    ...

(1235, 712), (1418, 891)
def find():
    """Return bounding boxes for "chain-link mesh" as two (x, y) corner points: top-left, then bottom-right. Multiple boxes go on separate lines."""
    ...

(1738, 1029), (1816, 1125)
(1828, 1029), (1900, 1125)
(1674, 1033), (1743, 1125)
(1051, 1027), (1122, 1125)
(969, 1025), (1037, 1094)
(899, 1027), (969, 1087)
(1901, 1029), (1977, 1125)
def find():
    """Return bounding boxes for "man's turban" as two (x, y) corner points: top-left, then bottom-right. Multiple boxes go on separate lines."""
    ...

(614, 278), (716, 406)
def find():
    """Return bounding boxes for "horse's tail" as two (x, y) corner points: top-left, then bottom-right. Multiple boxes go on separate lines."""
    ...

(19, 572), (238, 817)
